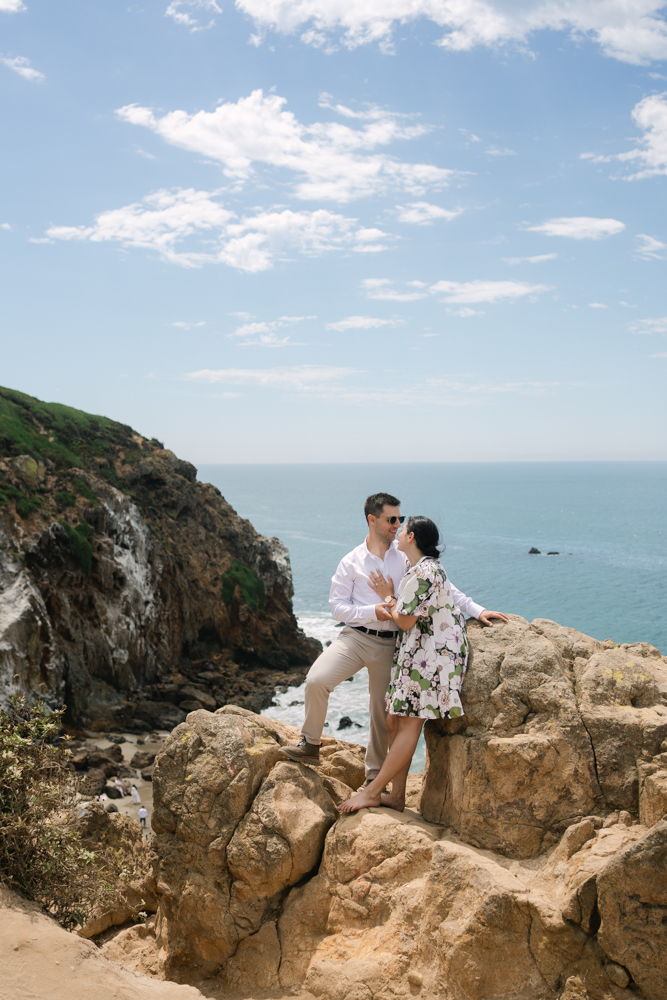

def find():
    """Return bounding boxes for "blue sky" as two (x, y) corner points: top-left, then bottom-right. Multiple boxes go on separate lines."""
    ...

(1, 0), (666, 462)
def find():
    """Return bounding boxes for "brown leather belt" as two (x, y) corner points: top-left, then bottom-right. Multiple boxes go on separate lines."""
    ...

(351, 625), (397, 639)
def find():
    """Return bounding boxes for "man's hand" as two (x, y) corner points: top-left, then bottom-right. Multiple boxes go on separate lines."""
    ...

(478, 610), (510, 627)
(375, 603), (394, 622)
(369, 570), (394, 601)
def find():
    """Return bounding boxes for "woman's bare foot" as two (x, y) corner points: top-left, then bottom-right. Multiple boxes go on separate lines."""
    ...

(337, 787), (382, 813)
(380, 791), (405, 812)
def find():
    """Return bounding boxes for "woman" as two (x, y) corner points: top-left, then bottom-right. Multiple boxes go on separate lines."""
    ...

(338, 515), (469, 814)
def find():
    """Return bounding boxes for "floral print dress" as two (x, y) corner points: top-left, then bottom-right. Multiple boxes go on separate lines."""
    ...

(385, 556), (468, 720)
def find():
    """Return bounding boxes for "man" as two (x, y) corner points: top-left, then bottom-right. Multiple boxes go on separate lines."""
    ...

(280, 493), (508, 781)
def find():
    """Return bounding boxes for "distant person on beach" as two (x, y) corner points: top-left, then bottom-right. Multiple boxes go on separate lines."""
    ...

(138, 806), (148, 827)
(280, 493), (508, 784)
(131, 785), (141, 804)
(338, 515), (475, 812)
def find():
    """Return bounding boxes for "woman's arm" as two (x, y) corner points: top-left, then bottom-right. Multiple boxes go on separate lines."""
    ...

(383, 597), (418, 631)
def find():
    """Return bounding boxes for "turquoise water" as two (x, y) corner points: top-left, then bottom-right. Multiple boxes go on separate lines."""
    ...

(199, 462), (667, 770)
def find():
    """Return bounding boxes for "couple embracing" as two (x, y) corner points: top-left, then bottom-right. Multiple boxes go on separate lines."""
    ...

(280, 493), (508, 813)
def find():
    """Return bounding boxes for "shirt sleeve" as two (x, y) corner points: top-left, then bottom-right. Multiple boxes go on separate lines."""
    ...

(329, 559), (379, 625)
(396, 565), (438, 617)
(449, 580), (484, 620)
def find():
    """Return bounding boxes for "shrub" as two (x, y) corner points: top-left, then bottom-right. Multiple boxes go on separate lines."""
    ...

(99, 466), (117, 483)
(15, 493), (44, 519)
(55, 490), (76, 508)
(221, 559), (265, 613)
(73, 478), (96, 503)
(0, 484), (21, 507)
(60, 520), (93, 575)
(0, 696), (146, 930)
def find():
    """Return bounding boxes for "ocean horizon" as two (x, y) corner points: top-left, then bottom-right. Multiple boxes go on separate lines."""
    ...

(199, 461), (666, 771)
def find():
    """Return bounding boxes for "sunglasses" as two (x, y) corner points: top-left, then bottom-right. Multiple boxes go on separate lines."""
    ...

(382, 515), (405, 525)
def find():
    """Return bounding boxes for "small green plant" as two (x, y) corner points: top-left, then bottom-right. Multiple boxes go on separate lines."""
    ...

(221, 559), (265, 614)
(60, 520), (93, 575)
(15, 493), (43, 519)
(0, 695), (147, 930)
(73, 477), (97, 503)
(99, 466), (117, 483)
(0, 484), (21, 507)
(55, 490), (76, 508)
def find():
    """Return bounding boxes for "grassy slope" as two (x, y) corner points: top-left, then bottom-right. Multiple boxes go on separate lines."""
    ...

(0, 386), (162, 470)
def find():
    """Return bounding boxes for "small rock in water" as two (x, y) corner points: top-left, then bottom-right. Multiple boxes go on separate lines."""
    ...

(547, 551), (560, 556)
(107, 734), (126, 744)
(345, 676), (354, 682)
(338, 717), (355, 730)
(289, 700), (304, 707)
(529, 547), (541, 554)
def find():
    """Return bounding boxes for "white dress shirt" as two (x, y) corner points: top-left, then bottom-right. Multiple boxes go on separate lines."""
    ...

(329, 539), (484, 631)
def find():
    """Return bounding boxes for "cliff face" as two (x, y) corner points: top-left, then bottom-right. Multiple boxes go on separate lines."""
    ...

(0, 386), (320, 730)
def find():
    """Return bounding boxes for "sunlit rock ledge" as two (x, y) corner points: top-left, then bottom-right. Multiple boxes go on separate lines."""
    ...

(139, 615), (667, 1000)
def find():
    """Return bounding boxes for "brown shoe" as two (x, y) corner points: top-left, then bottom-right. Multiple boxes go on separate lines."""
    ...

(279, 737), (321, 765)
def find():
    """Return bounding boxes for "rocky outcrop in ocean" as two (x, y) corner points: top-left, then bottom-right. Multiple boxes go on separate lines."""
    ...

(0, 386), (319, 731)
(142, 616), (667, 1000)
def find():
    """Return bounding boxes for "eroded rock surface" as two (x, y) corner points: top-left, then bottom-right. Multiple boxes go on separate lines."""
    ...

(421, 616), (667, 858)
(148, 618), (667, 1000)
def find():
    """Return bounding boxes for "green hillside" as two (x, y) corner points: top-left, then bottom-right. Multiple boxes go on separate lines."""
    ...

(0, 387), (162, 470)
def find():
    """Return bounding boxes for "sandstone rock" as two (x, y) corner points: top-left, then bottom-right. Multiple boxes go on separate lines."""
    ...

(218, 921), (281, 993)
(227, 761), (337, 899)
(639, 763), (667, 827)
(597, 818), (667, 998)
(421, 616), (667, 857)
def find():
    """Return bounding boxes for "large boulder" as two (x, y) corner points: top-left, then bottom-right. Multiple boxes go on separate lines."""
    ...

(597, 818), (667, 998)
(421, 616), (667, 858)
(151, 705), (363, 979)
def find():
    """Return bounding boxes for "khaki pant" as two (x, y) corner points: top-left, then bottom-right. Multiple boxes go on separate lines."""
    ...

(302, 625), (397, 780)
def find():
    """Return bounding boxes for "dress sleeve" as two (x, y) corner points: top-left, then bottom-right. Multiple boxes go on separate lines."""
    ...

(395, 563), (438, 617)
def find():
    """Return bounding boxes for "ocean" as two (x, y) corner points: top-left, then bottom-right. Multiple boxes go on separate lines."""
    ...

(199, 462), (667, 772)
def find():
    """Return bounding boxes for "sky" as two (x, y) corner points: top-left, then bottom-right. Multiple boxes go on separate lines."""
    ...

(1, 0), (666, 463)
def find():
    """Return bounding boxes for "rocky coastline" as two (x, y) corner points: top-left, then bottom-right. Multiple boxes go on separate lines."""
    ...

(0, 386), (320, 732)
(4, 613), (664, 1000)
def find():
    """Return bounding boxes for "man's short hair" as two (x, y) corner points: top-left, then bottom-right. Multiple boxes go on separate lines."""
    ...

(364, 492), (401, 523)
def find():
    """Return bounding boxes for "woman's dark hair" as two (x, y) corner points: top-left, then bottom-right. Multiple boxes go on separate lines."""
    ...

(406, 515), (443, 559)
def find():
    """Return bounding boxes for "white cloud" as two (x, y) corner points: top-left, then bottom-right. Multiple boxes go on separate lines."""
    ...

(432, 279), (549, 303)
(0, 0), (26, 11)
(42, 187), (387, 271)
(184, 365), (354, 388)
(173, 320), (206, 329)
(116, 90), (454, 203)
(635, 233), (666, 259)
(503, 253), (558, 264)
(650, 351), (667, 357)
(1, 222), (10, 230)
(486, 146), (517, 156)
(183, 362), (573, 406)
(230, 315), (315, 346)
(526, 216), (625, 239)
(589, 302), (608, 308)
(448, 306), (484, 317)
(326, 315), (400, 331)
(629, 316), (667, 334)
(583, 94), (667, 179)
(363, 277), (549, 304)
(165, 0), (221, 30)
(234, 0), (667, 65)
(1, 55), (44, 81)
(396, 202), (461, 225)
